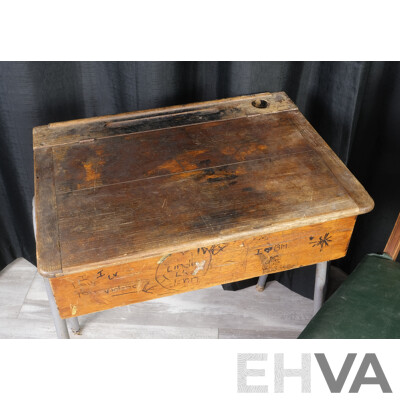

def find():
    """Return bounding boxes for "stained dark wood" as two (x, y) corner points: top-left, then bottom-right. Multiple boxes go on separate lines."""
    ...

(34, 91), (374, 280)
(33, 92), (297, 149)
(56, 151), (357, 273)
(290, 111), (374, 214)
(33, 148), (62, 276)
(52, 113), (304, 193)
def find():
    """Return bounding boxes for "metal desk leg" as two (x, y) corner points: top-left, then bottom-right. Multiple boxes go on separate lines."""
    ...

(256, 274), (269, 292)
(68, 317), (80, 334)
(313, 261), (328, 315)
(43, 278), (69, 339)
(35, 197), (74, 339)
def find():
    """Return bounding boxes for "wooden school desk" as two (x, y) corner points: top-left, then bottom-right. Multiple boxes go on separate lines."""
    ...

(33, 92), (374, 338)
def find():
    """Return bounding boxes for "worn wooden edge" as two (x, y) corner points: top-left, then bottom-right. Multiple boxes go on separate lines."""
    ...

(32, 92), (298, 149)
(48, 210), (360, 278)
(34, 147), (63, 277)
(290, 111), (374, 215)
(41, 91), (294, 128)
(383, 213), (400, 260)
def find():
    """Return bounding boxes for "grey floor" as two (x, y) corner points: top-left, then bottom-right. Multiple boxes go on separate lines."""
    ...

(0, 258), (314, 339)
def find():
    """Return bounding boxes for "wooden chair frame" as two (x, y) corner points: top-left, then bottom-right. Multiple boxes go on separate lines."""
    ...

(383, 213), (400, 260)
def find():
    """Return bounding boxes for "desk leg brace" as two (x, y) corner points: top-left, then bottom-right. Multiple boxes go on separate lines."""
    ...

(43, 278), (70, 339)
(313, 261), (328, 315)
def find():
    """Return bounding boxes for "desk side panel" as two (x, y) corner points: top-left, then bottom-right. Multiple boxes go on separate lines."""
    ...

(34, 147), (63, 276)
(50, 216), (356, 318)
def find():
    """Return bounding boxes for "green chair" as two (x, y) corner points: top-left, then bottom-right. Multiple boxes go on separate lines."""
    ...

(299, 213), (400, 339)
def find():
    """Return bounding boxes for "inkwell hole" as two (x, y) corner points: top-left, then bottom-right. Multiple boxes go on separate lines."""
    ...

(252, 99), (268, 109)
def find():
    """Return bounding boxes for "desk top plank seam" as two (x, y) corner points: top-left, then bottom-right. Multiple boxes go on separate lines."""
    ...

(53, 148), (316, 196)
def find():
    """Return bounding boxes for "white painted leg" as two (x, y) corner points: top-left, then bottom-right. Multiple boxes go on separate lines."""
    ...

(313, 261), (328, 315)
(256, 274), (269, 292)
(68, 317), (80, 334)
(43, 278), (69, 339)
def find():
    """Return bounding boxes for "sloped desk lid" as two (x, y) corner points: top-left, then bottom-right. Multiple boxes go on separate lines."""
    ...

(33, 92), (374, 276)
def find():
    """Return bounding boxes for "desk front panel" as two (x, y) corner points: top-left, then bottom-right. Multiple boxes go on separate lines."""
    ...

(50, 216), (355, 318)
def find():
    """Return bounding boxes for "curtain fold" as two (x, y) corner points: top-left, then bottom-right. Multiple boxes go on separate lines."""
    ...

(1, 61), (399, 299)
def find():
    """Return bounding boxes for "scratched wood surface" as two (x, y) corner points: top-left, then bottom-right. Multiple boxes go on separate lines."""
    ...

(33, 92), (373, 279)
(50, 216), (355, 318)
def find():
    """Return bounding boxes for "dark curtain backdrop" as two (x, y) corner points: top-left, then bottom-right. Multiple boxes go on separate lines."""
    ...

(1, 62), (399, 299)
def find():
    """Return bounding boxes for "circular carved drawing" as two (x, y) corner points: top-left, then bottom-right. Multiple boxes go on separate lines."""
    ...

(155, 250), (212, 292)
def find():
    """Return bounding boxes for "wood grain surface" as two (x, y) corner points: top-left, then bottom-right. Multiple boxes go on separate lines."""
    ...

(33, 92), (374, 278)
(384, 213), (400, 260)
(33, 92), (297, 149)
(50, 216), (356, 318)
(33, 148), (62, 276)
